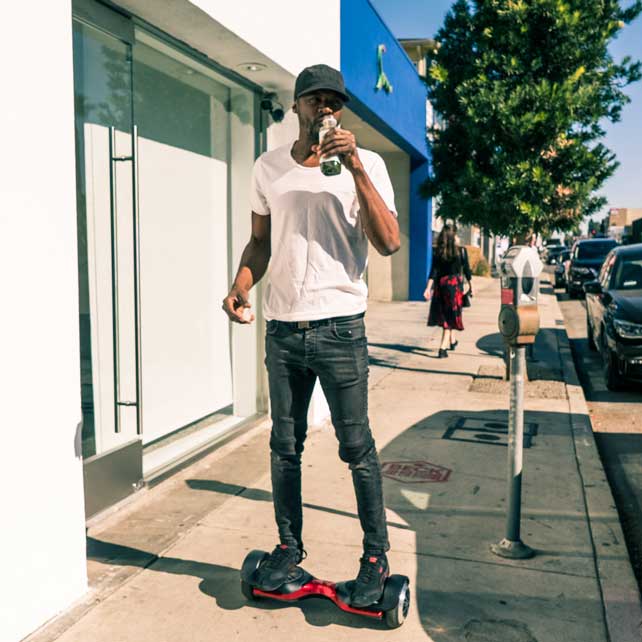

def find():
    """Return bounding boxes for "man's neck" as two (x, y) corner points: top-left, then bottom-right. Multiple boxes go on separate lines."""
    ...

(291, 135), (319, 167)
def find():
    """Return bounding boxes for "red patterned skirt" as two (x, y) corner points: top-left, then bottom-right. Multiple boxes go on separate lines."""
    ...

(427, 275), (464, 330)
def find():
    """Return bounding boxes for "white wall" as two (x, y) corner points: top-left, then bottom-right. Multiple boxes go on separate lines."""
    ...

(191, 0), (341, 75)
(368, 152), (411, 301)
(115, 0), (340, 108)
(0, 4), (88, 641)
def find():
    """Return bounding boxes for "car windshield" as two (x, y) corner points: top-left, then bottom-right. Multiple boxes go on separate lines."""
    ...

(576, 241), (617, 260)
(613, 257), (642, 290)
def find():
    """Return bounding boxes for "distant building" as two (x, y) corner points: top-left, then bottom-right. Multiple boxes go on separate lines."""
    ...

(608, 208), (642, 243)
(609, 208), (642, 227)
(399, 37), (437, 79)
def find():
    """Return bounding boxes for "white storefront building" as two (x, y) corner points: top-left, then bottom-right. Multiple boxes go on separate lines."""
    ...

(1, 2), (430, 639)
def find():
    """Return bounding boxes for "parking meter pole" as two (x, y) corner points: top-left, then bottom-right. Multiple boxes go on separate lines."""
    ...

(507, 345), (526, 541)
(491, 344), (535, 560)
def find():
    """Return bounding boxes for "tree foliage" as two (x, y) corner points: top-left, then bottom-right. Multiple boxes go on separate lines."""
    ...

(423, 0), (642, 237)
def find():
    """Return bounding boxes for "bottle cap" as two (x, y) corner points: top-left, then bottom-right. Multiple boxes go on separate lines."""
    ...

(322, 115), (337, 128)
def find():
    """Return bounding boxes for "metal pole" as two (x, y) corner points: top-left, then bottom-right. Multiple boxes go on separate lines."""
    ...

(109, 127), (121, 434)
(491, 344), (535, 559)
(131, 125), (143, 436)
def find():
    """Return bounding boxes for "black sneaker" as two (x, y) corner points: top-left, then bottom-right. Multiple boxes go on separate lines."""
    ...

(351, 553), (389, 607)
(255, 544), (304, 591)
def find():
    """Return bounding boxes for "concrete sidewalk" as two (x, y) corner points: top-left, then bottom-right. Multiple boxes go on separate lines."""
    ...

(28, 277), (642, 642)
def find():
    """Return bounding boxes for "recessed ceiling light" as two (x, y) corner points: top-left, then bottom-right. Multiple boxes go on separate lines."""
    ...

(238, 62), (267, 72)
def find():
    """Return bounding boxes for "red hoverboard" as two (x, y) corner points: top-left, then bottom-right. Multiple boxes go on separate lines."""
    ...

(240, 549), (410, 628)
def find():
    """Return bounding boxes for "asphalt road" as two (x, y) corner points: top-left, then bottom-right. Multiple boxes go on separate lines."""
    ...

(553, 277), (642, 591)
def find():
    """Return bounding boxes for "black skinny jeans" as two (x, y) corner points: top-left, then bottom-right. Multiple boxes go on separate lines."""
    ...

(265, 314), (389, 555)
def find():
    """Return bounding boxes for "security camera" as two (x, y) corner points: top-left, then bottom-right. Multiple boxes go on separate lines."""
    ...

(260, 92), (285, 123)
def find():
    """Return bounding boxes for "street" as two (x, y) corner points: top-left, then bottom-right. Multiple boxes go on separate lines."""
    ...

(553, 277), (642, 591)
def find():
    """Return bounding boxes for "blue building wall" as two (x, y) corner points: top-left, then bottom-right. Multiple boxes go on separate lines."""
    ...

(340, 0), (432, 300)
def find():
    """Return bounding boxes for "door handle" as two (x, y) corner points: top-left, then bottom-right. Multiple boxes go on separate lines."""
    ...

(109, 125), (143, 436)
(132, 125), (143, 436)
(109, 126), (122, 434)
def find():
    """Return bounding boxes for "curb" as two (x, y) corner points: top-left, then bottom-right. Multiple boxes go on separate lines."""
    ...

(548, 287), (642, 642)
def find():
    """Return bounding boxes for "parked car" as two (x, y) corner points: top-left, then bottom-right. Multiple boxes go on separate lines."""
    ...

(585, 244), (642, 390)
(566, 238), (618, 298)
(541, 239), (564, 263)
(553, 249), (571, 288)
(545, 244), (567, 265)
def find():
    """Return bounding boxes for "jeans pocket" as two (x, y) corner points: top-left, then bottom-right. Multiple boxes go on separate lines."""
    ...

(266, 320), (283, 336)
(331, 318), (366, 342)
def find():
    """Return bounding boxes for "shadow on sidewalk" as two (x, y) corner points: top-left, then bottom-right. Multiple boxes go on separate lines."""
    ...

(375, 407), (621, 640)
(369, 341), (431, 356)
(476, 329), (571, 383)
(368, 354), (475, 375)
(184, 480), (411, 531)
(86, 536), (397, 630)
(87, 537), (246, 611)
(86, 405), (613, 636)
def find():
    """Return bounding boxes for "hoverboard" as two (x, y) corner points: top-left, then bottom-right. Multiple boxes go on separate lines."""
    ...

(240, 549), (410, 628)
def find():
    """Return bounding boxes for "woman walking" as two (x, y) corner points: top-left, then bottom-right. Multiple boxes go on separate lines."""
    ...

(424, 225), (472, 358)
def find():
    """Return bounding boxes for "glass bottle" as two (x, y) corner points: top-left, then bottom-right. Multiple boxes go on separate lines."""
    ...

(319, 115), (341, 176)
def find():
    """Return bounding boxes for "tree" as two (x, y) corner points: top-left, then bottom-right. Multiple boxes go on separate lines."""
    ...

(423, 0), (642, 238)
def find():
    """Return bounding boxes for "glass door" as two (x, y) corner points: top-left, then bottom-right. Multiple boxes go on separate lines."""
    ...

(73, 8), (143, 517)
(133, 32), (234, 449)
(73, 0), (259, 516)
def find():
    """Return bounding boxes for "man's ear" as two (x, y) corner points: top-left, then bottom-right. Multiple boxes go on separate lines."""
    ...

(292, 102), (298, 114)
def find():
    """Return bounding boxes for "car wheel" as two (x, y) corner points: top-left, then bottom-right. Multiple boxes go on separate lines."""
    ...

(602, 333), (622, 391)
(586, 315), (597, 351)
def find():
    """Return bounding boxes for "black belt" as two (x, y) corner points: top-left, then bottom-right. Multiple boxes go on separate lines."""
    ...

(272, 312), (365, 330)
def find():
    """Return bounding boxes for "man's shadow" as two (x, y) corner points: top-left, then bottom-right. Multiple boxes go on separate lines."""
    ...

(88, 534), (394, 629)
(88, 537), (245, 611)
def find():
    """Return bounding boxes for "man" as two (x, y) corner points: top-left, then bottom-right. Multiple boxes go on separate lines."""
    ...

(222, 64), (400, 607)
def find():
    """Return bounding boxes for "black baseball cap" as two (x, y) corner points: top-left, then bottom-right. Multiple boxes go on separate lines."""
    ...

(294, 64), (350, 102)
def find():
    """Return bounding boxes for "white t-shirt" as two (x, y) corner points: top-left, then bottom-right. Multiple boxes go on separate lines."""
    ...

(250, 143), (397, 322)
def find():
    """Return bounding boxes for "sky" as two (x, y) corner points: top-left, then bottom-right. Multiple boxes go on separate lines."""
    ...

(371, 0), (642, 218)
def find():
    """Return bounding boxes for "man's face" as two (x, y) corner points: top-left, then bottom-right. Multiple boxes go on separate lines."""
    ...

(294, 90), (345, 137)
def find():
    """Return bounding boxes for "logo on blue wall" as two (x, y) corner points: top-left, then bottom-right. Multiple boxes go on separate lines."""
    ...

(375, 44), (393, 94)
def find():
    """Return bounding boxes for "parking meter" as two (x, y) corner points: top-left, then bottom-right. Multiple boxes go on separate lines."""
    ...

(492, 245), (543, 561)
(498, 246), (543, 345)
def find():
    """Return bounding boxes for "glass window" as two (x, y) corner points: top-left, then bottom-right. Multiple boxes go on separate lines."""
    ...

(132, 31), (257, 450)
(599, 253), (615, 287)
(576, 240), (618, 260)
(612, 257), (642, 290)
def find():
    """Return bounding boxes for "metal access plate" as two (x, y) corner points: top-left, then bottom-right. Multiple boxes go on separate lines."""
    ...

(442, 417), (538, 448)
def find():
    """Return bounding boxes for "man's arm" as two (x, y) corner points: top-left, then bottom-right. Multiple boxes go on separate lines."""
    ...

(222, 212), (271, 324)
(351, 167), (401, 256)
(317, 129), (400, 256)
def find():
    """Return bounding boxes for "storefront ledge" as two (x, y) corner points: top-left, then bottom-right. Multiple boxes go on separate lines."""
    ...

(84, 413), (268, 530)
(143, 413), (266, 487)
(27, 413), (272, 642)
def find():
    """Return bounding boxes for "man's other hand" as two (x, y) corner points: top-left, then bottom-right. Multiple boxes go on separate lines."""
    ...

(222, 287), (254, 324)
